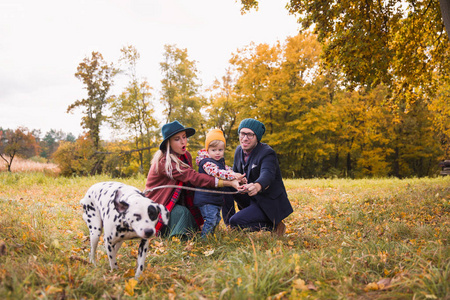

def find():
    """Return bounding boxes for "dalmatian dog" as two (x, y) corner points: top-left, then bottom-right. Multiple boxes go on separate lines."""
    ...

(80, 181), (169, 279)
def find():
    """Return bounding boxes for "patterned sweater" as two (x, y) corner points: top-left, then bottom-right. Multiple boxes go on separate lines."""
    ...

(195, 149), (236, 180)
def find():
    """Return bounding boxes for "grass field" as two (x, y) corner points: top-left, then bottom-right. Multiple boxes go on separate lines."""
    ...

(0, 172), (449, 299)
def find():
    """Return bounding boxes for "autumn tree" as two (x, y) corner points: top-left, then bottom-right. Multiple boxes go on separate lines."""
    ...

(52, 134), (96, 176)
(204, 69), (241, 160)
(429, 81), (450, 159)
(230, 33), (326, 176)
(0, 127), (40, 172)
(160, 44), (206, 148)
(108, 45), (158, 173)
(68, 51), (117, 150)
(241, 1), (450, 99)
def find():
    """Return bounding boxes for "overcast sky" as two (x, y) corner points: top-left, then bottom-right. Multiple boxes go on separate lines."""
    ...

(0, 0), (299, 139)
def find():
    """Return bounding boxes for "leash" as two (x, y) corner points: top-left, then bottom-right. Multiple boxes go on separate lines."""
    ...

(143, 185), (240, 195)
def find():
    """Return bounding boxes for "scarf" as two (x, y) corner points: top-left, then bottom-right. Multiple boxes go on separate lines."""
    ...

(155, 153), (204, 235)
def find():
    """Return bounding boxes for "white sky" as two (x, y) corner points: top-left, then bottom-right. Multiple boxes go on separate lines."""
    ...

(0, 0), (299, 139)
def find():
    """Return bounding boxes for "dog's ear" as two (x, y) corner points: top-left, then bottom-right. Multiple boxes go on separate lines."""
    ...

(158, 204), (170, 225)
(113, 189), (129, 213)
(147, 205), (160, 221)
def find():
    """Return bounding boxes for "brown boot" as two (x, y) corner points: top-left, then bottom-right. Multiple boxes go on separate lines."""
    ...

(274, 221), (286, 237)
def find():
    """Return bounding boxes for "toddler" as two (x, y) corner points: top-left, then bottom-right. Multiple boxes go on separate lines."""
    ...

(194, 129), (244, 238)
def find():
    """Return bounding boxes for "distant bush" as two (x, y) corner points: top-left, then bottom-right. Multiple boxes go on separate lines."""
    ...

(52, 135), (96, 176)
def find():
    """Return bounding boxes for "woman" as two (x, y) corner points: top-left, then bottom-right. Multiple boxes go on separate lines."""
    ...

(145, 120), (240, 238)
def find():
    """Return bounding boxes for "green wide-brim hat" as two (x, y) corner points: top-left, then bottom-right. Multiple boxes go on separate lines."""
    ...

(159, 120), (196, 151)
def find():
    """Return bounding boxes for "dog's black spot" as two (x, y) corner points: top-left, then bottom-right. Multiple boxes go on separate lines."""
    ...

(108, 245), (112, 252)
(148, 205), (160, 221)
(89, 225), (92, 229)
(133, 214), (142, 222)
(87, 219), (91, 223)
(140, 265), (143, 271)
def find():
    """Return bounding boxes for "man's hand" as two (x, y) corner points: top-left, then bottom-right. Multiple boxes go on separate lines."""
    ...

(241, 183), (262, 196)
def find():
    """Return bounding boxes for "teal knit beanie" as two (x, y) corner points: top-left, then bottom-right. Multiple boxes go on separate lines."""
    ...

(238, 118), (266, 141)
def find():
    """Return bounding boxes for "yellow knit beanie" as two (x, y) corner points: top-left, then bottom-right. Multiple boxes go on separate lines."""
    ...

(205, 129), (226, 150)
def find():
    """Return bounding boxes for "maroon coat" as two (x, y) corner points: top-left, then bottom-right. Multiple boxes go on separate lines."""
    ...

(145, 151), (216, 206)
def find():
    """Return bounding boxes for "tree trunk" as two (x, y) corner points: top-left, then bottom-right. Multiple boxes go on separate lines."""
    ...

(393, 147), (400, 178)
(346, 152), (351, 178)
(440, 0), (450, 39)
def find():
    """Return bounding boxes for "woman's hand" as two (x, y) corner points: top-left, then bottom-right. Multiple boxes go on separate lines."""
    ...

(223, 179), (243, 191)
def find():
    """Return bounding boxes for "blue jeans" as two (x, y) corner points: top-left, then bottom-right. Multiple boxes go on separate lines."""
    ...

(199, 204), (221, 238)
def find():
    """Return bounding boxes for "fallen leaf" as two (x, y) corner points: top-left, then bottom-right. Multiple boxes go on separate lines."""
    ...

(124, 278), (138, 296)
(44, 285), (63, 295)
(123, 269), (135, 278)
(184, 242), (194, 251)
(365, 282), (379, 292)
(236, 277), (242, 286)
(377, 278), (392, 290)
(307, 282), (318, 291)
(293, 279), (308, 291)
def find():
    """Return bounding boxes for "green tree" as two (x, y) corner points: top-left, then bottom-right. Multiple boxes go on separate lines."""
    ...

(40, 129), (75, 159)
(0, 127), (40, 172)
(160, 44), (206, 148)
(68, 51), (117, 150)
(109, 45), (158, 173)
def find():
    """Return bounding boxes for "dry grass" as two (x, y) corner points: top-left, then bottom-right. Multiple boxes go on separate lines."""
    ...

(0, 157), (60, 174)
(0, 173), (449, 299)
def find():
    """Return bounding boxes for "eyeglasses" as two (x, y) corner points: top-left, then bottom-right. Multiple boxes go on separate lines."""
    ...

(239, 132), (255, 139)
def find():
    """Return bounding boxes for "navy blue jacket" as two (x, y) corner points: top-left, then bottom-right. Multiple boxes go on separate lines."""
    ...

(193, 157), (226, 207)
(232, 143), (293, 224)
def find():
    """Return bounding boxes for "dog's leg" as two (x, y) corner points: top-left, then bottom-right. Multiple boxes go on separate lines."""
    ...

(83, 210), (103, 265)
(135, 239), (149, 280)
(105, 240), (123, 271)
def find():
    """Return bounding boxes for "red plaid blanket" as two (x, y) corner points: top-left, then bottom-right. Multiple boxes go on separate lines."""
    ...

(155, 153), (204, 235)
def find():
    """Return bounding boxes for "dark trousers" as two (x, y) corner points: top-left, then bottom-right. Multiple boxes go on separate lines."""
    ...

(222, 193), (273, 231)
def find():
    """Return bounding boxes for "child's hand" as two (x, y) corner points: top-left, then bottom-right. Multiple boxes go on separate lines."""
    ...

(224, 179), (242, 191)
(233, 172), (247, 184)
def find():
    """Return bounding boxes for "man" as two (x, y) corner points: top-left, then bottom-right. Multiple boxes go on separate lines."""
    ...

(223, 118), (293, 236)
